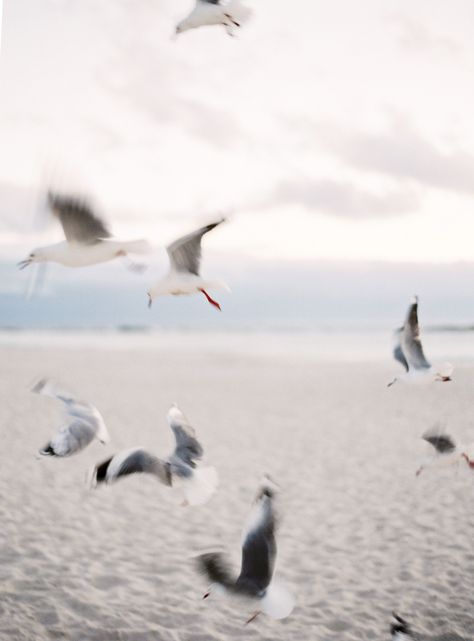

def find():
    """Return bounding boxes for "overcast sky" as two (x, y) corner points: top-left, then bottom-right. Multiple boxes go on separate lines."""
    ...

(1, 0), (474, 265)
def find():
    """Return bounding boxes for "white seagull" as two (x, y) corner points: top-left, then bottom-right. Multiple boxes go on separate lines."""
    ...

(416, 427), (474, 476)
(175, 0), (252, 37)
(33, 378), (110, 457)
(18, 191), (151, 271)
(388, 296), (453, 386)
(390, 613), (414, 640)
(91, 404), (218, 507)
(147, 218), (228, 310)
(196, 476), (294, 624)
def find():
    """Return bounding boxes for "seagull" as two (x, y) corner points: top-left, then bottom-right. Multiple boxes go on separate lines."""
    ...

(391, 613), (414, 640)
(18, 191), (151, 272)
(91, 404), (218, 507)
(196, 476), (294, 624)
(32, 378), (110, 457)
(147, 218), (229, 310)
(416, 427), (474, 476)
(388, 296), (453, 386)
(175, 0), (252, 37)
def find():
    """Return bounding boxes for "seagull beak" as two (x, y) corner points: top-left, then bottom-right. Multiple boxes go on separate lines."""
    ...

(17, 258), (32, 269)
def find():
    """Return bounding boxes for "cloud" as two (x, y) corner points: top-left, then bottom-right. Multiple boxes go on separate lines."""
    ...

(261, 178), (420, 219)
(390, 14), (463, 56)
(313, 118), (474, 197)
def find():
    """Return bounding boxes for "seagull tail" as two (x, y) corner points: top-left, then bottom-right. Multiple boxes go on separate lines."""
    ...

(260, 583), (295, 620)
(181, 466), (219, 506)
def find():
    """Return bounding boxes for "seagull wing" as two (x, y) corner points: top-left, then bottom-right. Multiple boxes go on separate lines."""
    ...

(48, 191), (111, 245)
(196, 552), (237, 591)
(94, 448), (171, 485)
(167, 405), (204, 468)
(32, 377), (109, 442)
(393, 327), (409, 372)
(166, 218), (225, 275)
(422, 429), (456, 454)
(236, 487), (277, 595)
(401, 297), (431, 370)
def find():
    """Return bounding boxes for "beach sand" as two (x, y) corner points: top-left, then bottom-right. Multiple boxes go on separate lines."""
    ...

(1, 340), (474, 640)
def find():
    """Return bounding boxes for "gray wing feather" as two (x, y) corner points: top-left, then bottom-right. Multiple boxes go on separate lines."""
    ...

(168, 411), (204, 468)
(393, 327), (409, 372)
(48, 191), (111, 245)
(237, 495), (276, 595)
(166, 219), (225, 275)
(46, 419), (96, 456)
(401, 298), (431, 370)
(422, 429), (456, 454)
(115, 449), (171, 485)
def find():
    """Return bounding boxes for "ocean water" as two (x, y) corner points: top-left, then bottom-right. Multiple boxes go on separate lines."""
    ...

(1, 327), (474, 364)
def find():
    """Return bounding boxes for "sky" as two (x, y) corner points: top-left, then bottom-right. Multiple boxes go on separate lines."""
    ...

(1, 1), (474, 327)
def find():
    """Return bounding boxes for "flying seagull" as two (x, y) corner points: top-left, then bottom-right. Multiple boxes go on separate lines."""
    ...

(196, 476), (294, 624)
(91, 404), (218, 506)
(32, 378), (110, 457)
(416, 427), (474, 476)
(147, 218), (229, 310)
(175, 0), (252, 37)
(391, 613), (414, 640)
(18, 191), (151, 272)
(388, 296), (453, 386)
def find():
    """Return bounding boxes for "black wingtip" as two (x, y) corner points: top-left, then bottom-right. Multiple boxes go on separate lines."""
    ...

(391, 612), (412, 636)
(39, 444), (56, 456)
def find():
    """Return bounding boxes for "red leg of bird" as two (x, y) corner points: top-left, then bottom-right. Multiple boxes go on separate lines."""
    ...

(245, 611), (261, 625)
(199, 288), (221, 311)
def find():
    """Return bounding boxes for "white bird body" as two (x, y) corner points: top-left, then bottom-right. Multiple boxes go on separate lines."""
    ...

(388, 296), (453, 387)
(91, 405), (219, 507)
(19, 192), (151, 272)
(148, 271), (228, 298)
(30, 238), (150, 268)
(33, 378), (110, 457)
(198, 476), (294, 623)
(176, 0), (252, 36)
(148, 219), (228, 309)
(416, 428), (474, 476)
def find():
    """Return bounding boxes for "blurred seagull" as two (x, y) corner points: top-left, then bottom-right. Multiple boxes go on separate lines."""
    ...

(33, 378), (110, 457)
(18, 191), (151, 272)
(388, 296), (453, 386)
(391, 613), (414, 640)
(175, 0), (252, 37)
(147, 218), (229, 310)
(196, 476), (294, 624)
(416, 427), (474, 476)
(91, 404), (218, 506)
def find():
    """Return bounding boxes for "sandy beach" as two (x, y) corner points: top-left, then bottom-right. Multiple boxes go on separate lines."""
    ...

(2, 337), (474, 641)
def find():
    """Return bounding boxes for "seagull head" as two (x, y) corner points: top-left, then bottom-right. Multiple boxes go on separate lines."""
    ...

(17, 248), (46, 269)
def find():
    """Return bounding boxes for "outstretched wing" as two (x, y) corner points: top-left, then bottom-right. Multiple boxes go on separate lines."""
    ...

(167, 405), (204, 467)
(196, 552), (237, 590)
(93, 448), (171, 486)
(236, 482), (277, 595)
(166, 218), (225, 275)
(393, 327), (409, 372)
(401, 296), (431, 371)
(422, 429), (456, 454)
(48, 191), (111, 245)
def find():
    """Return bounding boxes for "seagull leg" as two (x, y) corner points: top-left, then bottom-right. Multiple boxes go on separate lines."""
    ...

(245, 610), (261, 625)
(199, 288), (221, 311)
(387, 378), (397, 387)
(415, 466), (423, 477)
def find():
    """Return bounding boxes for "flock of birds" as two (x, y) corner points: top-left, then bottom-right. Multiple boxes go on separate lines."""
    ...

(16, 0), (470, 637)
